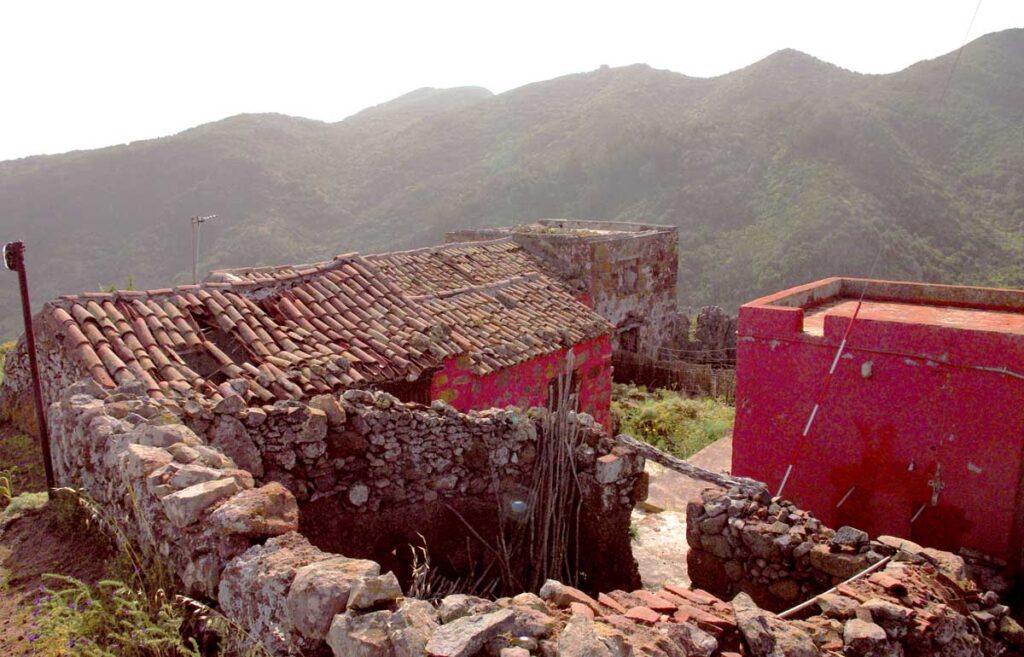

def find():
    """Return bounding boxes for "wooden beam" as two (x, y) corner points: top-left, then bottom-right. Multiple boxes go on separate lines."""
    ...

(614, 433), (767, 494)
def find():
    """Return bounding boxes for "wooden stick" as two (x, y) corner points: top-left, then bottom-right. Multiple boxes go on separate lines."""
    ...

(778, 555), (893, 619)
(614, 433), (768, 493)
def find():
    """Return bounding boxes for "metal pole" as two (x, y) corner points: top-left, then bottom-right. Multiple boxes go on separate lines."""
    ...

(190, 214), (215, 285)
(3, 241), (56, 495)
(191, 216), (198, 284)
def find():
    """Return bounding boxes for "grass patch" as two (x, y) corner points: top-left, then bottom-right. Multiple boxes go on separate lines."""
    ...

(612, 383), (734, 459)
(29, 575), (201, 657)
(0, 430), (46, 495)
(0, 491), (48, 522)
(0, 340), (12, 384)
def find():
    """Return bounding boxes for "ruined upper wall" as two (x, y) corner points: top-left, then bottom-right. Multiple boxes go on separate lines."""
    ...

(446, 220), (681, 356)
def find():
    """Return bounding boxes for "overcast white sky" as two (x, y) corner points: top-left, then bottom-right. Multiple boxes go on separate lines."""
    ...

(1, 0), (1020, 162)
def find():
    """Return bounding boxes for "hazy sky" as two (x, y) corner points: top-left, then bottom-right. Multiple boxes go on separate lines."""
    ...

(1, 0), (1021, 162)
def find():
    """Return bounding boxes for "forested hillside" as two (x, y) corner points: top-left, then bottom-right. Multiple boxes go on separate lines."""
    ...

(1, 29), (1021, 338)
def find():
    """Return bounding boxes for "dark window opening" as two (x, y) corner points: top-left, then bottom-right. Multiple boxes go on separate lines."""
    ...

(620, 262), (639, 293)
(178, 347), (229, 385)
(378, 379), (432, 405)
(618, 327), (640, 353)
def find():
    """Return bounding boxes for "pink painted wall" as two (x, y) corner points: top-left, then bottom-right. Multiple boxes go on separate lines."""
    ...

(431, 335), (613, 429)
(732, 279), (1024, 566)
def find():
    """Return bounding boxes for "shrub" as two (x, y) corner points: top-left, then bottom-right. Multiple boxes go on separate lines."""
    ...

(28, 575), (200, 657)
(28, 490), (270, 657)
(612, 384), (734, 459)
(1, 490), (47, 522)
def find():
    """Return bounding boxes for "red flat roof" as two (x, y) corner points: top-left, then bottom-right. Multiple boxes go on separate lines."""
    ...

(744, 277), (1024, 337)
(802, 298), (1024, 337)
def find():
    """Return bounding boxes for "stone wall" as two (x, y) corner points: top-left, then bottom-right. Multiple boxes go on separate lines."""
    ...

(671, 306), (738, 365)
(42, 381), (1024, 657)
(179, 382), (645, 592)
(686, 486), (996, 614)
(46, 380), (300, 601)
(0, 321), (89, 431)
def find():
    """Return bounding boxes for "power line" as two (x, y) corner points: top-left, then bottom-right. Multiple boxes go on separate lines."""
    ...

(939, 0), (984, 104)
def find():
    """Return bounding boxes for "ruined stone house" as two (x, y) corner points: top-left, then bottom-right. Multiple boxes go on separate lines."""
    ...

(2, 239), (614, 428)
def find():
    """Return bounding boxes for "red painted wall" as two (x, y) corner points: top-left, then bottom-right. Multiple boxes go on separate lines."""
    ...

(431, 335), (613, 429)
(732, 283), (1024, 565)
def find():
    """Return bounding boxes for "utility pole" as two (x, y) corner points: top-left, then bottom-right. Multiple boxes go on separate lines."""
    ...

(3, 241), (56, 496)
(190, 214), (216, 284)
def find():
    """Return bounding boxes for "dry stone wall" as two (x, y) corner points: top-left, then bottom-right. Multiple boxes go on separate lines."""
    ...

(687, 486), (997, 614)
(183, 386), (631, 511)
(47, 380), (300, 600)
(177, 383), (646, 592)
(1, 327), (89, 431)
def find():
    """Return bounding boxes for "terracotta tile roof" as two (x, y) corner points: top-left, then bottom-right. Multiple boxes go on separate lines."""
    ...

(44, 238), (610, 402)
(362, 239), (611, 374)
(365, 239), (543, 296)
(43, 255), (454, 403)
(414, 275), (612, 375)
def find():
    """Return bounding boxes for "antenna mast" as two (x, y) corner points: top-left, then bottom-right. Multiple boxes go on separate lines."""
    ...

(190, 214), (217, 284)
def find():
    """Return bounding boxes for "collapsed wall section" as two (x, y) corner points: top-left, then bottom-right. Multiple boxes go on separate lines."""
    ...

(685, 486), (1007, 613)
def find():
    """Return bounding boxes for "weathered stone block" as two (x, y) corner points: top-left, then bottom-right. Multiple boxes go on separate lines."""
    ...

(390, 599), (440, 657)
(425, 608), (515, 657)
(348, 572), (403, 611)
(328, 610), (394, 657)
(286, 556), (381, 640)
(140, 424), (201, 448)
(162, 478), (240, 528)
(210, 482), (299, 538)
(121, 444), (172, 478)
(210, 415), (264, 477)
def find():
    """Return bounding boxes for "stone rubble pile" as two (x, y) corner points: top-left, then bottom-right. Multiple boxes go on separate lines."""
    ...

(686, 486), (1024, 657)
(689, 487), (898, 609)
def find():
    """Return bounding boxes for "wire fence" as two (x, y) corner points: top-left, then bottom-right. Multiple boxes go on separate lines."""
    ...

(612, 350), (737, 402)
(657, 345), (736, 365)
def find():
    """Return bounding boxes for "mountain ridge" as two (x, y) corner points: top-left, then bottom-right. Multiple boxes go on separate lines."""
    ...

(0, 29), (1022, 339)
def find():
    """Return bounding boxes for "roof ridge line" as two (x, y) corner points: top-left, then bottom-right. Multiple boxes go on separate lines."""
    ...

(408, 273), (543, 302)
(366, 237), (515, 260)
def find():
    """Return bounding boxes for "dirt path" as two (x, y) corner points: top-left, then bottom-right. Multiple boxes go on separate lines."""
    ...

(0, 500), (114, 655)
(631, 436), (732, 589)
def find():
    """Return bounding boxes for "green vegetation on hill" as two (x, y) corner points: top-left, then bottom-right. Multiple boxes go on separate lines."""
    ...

(1, 30), (1022, 338)
(612, 384), (734, 459)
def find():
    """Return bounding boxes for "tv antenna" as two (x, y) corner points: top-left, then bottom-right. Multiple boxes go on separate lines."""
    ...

(190, 214), (217, 284)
